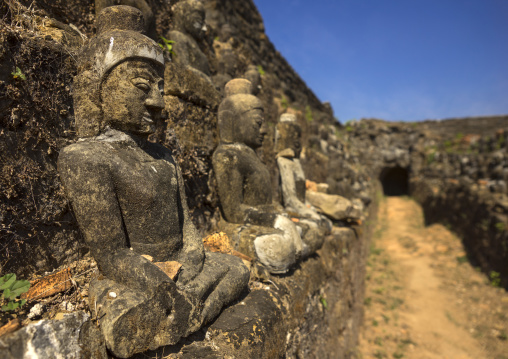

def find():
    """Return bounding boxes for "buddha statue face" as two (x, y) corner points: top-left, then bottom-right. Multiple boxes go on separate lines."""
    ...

(235, 99), (266, 149)
(174, 0), (206, 40)
(101, 59), (164, 136)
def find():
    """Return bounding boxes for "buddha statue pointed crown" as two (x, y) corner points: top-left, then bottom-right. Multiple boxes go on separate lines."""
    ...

(74, 5), (164, 137)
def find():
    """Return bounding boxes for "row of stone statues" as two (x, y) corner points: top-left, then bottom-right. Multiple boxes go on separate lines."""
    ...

(57, 4), (358, 357)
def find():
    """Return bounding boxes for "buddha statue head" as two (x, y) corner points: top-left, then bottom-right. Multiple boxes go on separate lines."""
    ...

(218, 79), (266, 149)
(74, 5), (164, 137)
(172, 0), (207, 40)
(275, 113), (302, 158)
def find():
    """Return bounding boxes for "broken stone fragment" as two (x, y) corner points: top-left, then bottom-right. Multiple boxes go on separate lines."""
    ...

(0, 312), (107, 359)
(306, 191), (362, 221)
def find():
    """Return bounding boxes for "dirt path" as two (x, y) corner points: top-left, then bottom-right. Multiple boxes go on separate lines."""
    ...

(358, 196), (508, 359)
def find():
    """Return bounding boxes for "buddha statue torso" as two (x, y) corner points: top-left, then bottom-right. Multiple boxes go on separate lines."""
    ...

(214, 143), (272, 208)
(60, 131), (187, 261)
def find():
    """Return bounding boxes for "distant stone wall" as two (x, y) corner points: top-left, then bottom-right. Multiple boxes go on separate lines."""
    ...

(412, 178), (508, 288)
(419, 116), (508, 138)
(344, 118), (508, 289)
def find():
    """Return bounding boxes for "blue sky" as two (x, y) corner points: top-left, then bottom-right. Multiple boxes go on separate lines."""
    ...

(252, 0), (508, 122)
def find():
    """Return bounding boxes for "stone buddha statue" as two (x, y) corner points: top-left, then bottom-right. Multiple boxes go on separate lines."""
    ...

(276, 114), (332, 233)
(58, 6), (248, 358)
(276, 114), (322, 220)
(168, 0), (211, 78)
(213, 79), (312, 274)
(276, 115), (361, 223)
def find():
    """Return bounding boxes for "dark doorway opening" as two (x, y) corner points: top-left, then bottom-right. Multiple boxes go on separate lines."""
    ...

(380, 167), (409, 196)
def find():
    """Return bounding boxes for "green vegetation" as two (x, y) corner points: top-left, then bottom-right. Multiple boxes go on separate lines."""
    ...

(456, 255), (468, 264)
(489, 271), (501, 288)
(11, 67), (26, 80)
(370, 245), (383, 255)
(344, 119), (356, 132)
(305, 105), (313, 123)
(495, 222), (506, 232)
(0, 273), (30, 311)
(320, 296), (328, 310)
(158, 36), (176, 56)
(496, 133), (505, 150)
(256, 65), (265, 76)
(426, 151), (436, 165)
(280, 96), (289, 110)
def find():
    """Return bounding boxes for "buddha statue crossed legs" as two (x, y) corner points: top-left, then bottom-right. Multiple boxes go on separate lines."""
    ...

(57, 7), (248, 358)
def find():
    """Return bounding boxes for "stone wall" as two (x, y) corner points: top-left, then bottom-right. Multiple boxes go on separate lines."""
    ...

(0, 0), (373, 357)
(344, 118), (508, 289)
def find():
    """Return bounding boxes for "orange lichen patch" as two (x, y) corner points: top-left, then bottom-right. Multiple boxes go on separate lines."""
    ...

(204, 232), (234, 253)
(21, 268), (72, 301)
(0, 319), (21, 337)
(203, 232), (253, 262)
(306, 180), (318, 192)
(154, 261), (182, 281)
(291, 218), (300, 223)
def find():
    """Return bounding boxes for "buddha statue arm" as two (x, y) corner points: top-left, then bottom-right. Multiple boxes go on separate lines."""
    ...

(174, 163), (205, 285)
(58, 149), (175, 297)
(213, 151), (277, 226)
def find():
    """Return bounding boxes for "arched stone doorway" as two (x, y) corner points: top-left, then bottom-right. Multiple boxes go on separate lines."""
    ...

(380, 166), (409, 196)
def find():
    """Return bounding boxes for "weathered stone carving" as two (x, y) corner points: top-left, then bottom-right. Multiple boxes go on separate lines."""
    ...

(58, 6), (248, 357)
(164, 0), (220, 109)
(276, 115), (362, 222)
(276, 114), (325, 221)
(168, 0), (210, 77)
(243, 64), (261, 95)
(211, 38), (238, 92)
(213, 79), (324, 274)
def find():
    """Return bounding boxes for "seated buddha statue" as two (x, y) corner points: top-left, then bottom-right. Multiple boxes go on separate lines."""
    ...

(275, 113), (332, 235)
(58, 6), (249, 358)
(212, 79), (324, 274)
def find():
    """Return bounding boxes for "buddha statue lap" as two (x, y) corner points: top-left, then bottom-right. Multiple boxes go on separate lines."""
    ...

(57, 7), (249, 358)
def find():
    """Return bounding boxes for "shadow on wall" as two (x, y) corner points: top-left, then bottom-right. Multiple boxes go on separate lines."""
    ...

(380, 166), (409, 196)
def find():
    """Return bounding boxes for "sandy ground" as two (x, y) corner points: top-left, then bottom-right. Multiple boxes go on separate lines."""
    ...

(357, 196), (508, 359)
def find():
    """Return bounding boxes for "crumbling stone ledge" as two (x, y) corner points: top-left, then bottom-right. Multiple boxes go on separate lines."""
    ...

(0, 221), (374, 359)
(132, 224), (371, 359)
